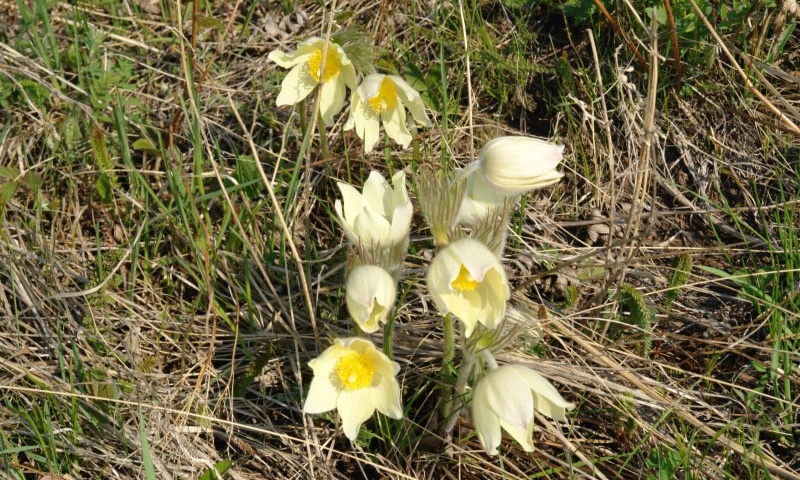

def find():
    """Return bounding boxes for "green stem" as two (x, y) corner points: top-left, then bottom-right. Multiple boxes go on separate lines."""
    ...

(299, 98), (308, 136)
(383, 315), (394, 359)
(440, 313), (455, 431)
(317, 112), (330, 160)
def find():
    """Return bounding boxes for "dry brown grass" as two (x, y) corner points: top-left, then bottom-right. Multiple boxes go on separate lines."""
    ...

(1, 1), (799, 479)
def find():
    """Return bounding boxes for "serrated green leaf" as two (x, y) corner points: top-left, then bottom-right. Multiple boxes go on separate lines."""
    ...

(96, 174), (113, 203)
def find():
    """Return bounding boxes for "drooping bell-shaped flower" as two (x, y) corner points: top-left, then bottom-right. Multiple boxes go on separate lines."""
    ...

(472, 364), (574, 455)
(303, 337), (402, 440)
(334, 170), (412, 249)
(268, 37), (357, 125)
(345, 74), (431, 153)
(426, 238), (510, 337)
(480, 136), (564, 196)
(345, 265), (397, 333)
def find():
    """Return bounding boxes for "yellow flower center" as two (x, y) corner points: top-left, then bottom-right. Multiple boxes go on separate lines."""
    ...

(367, 78), (399, 114)
(451, 264), (479, 292)
(335, 352), (375, 390)
(308, 47), (341, 84)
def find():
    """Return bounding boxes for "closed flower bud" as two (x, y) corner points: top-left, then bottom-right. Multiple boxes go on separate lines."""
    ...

(334, 170), (412, 249)
(472, 364), (574, 455)
(303, 337), (402, 440)
(426, 238), (510, 337)
(480, 136), (564, 195)
(346, 265), (396, 333)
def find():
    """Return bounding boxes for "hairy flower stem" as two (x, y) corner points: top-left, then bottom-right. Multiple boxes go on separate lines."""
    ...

(440, 313), (455, 431)
(299, 99), (308, 136)
(383, 315), (394, 359)
(444, 340), (474, 434)
(317, 112), (330, 159)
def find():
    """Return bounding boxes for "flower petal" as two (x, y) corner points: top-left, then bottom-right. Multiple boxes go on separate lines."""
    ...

(275, 64), (316, 106)
(511, 365), (574, 421)
(389, 75), (431, 127)
(303, 374), (339, 414)
(319, 77), (347, 126)
(337, 388), (377, 440)
(472, 382), (503, 455)
(382, 105), (412, 148)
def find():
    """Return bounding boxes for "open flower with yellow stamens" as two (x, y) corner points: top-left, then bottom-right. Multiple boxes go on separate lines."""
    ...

(303, 337), (402, 440)
(345, 265), (397, 333)
(345, 74), (431, 153)
(426, 238), (510, 337)
(472, 364), (574, 455)
(268, 37), (357, 125)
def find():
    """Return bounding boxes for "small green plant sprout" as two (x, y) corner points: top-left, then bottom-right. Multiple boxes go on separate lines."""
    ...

(617, 284), (656, 358)
(665, 252), (693, 310)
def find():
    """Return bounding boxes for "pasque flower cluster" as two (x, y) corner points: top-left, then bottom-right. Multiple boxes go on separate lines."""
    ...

(270, 34), (574, 454)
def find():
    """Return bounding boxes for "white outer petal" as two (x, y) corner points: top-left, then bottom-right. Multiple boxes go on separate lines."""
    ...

(472, 378), (503, 455)
(480, 136), (565, 195)
(337, 388), (376, 440)
(361, 171), (391, 217)
(510, 365), (574, 421)
(382, 105), (412, 148)
(389, 199), (413, 246)
(389, 74), (431, 127)
(275, 64), (316, 106)
(345, 265), (396, 333)
(357, 74), (386, 99)
(319, 77), (347, 126)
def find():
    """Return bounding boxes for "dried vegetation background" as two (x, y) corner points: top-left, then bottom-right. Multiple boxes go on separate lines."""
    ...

(1, 0), (800, 479)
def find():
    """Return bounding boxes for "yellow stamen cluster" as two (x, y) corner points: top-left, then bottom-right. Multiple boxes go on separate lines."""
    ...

(308, 47), (340, 84)
(367, 78), (399, 114)
(451, 265), (479, 292)
(335, 352), (375, 390)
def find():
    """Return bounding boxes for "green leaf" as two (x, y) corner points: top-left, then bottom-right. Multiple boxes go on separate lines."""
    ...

(96, 173), (113, 203)
(197, 460), (232, 480)
(132, 138), (158, 151)
(0, 181), (19, 204)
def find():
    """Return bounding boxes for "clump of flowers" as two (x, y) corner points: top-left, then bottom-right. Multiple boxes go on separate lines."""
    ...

(270, 34), (573, 454)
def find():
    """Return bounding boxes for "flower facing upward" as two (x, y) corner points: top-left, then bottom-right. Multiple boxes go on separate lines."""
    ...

(303, 337), (402, 440)
(426, 238), (510, 337)
(334, 170), (412, 249)
(345, 265), (397, 333)
(345, 74), (431, 153)
(480, 136), (565, 196)
(472, 364), (575, 455)
(268, 37), (357, 125)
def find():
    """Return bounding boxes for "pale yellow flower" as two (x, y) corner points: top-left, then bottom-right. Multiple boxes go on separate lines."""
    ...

(456, 163), (509, 226)
(472, 364), (574, 455)
(346, 265), (397, 333)
(268, 37), (357, 125)
(426, 238), (510, 337)
(334, 170), (412, 249)
(480, 136), (564, 195)
(303, 337), (402, 440)
(345, 74), (431, 153)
